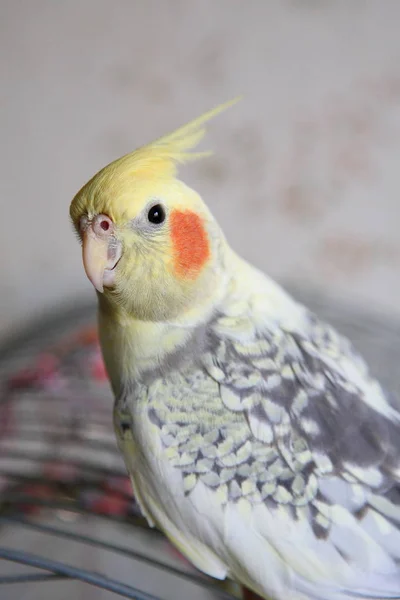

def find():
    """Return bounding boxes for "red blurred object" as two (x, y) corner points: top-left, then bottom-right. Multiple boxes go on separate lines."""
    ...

(167, 545), (194, 569)
(102, 476), (132, 496)
(74, 325), (99, 346)
(90, 349), (108, 381)
(43, 461), (79, 483)
(17, 482), (54, 516)
(90, 491), (130, 517)
(90, 476), (133, 516)
(8, 353), (59, 391)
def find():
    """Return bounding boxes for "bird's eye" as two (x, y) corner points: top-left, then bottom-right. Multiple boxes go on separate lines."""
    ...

(147, 204), (166, 225)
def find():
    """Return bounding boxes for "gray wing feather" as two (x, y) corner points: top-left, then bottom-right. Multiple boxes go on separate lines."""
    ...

(206, 309), (400, 493)
(143, 304), (400, 598)
(204, 308), (400, 597)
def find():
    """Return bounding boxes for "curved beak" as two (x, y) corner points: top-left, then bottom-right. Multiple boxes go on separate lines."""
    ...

(81, 215), (122, 293)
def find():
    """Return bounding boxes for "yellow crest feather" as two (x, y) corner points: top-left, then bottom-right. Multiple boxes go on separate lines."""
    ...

(146, 96), (242, 163)
(70, 97), (241, 224)
(109, 96), (242, 180)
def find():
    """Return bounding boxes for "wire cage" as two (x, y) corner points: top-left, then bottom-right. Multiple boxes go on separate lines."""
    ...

(1, 287), (400, 600)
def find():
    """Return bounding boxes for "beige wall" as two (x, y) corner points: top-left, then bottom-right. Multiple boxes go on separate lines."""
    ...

(1, 0), (400, 338)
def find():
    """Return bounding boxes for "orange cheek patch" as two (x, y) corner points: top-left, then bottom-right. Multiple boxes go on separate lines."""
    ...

(170, 210), (210, 279)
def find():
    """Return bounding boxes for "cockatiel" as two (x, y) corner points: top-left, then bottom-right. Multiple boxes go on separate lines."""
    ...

(70, 99), (400, 600)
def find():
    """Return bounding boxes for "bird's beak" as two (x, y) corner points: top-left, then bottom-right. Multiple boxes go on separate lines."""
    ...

(81, 215), (122, 293)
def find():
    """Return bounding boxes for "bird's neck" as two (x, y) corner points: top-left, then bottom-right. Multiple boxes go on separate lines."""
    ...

(96, 262), (236, 396)
(96, 249), (295, 398)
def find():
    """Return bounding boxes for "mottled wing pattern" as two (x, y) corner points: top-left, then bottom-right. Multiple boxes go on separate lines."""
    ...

(141, 301), (400, 597)
(203, 307), (400, 592)
(206, 309), (400, 504)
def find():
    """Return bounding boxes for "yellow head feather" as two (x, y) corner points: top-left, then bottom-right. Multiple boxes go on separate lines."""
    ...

(70, 97), (241, 225)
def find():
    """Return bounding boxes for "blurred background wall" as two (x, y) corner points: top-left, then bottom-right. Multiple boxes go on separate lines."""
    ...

(1, 0), (400, 339)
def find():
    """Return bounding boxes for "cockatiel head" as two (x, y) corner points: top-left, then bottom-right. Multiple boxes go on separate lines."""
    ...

(70, 99), (240, 321)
